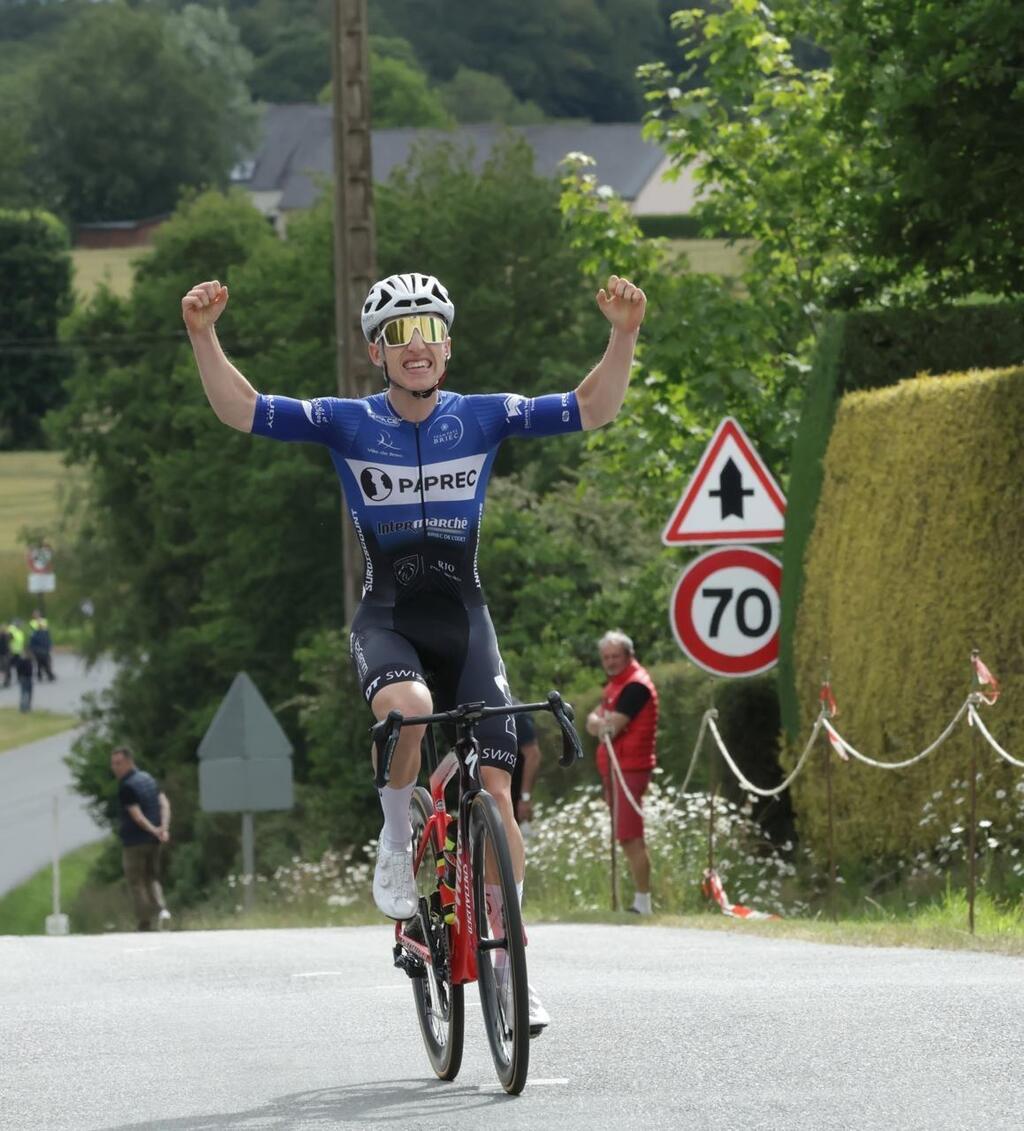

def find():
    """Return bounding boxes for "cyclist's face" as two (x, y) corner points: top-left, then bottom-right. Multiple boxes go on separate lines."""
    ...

(599, 644), (630, 677)
(368, 325), (451, 390)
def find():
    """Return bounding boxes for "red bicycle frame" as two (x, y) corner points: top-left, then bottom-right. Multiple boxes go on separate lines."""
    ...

(394, 748), (479, 985)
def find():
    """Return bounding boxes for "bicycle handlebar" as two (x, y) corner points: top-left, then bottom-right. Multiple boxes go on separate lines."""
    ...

(371, 690), (584, 789)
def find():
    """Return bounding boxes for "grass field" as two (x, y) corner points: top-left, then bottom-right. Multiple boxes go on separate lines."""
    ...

(71, 247), (148, 300)
(0, 841), (106, 936)
(0, 451), (85, 621)
(0, 451), (79, 552)
(0, 708), (77, 752)
(668, 238), (756, 276)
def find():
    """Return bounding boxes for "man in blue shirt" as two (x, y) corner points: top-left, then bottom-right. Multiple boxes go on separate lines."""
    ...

(111, 746), (172, 932)
(183, 269), (645, 1031)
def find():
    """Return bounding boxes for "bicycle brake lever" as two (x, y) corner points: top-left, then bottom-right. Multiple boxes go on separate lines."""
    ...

(371, 709), (404, 789)
(547, 690), (584, 767)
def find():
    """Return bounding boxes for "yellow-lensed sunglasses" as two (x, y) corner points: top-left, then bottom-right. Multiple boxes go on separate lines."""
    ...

(378, 314), (449, 346)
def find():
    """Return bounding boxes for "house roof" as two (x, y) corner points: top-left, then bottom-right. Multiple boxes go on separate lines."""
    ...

(238, 104), (670, 211)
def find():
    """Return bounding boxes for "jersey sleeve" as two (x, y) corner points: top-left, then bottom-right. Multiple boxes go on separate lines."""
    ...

(469, 391), (583, 445)
(250, 394), (360, 453)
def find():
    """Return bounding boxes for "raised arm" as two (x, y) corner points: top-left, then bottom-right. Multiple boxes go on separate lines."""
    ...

(182, 281), (258, 432)
(574, 274), (647, 431)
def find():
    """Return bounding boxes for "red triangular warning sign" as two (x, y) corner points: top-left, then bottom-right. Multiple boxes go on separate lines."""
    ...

(662, 417), (786, 545)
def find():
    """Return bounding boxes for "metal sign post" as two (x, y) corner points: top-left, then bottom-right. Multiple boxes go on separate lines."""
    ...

(45, 795), (70, 936)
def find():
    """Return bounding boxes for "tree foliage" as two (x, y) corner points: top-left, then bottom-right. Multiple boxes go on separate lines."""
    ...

(51, 140), (629, 904)
(558, 155), (800, 522)
(807, 0), (1024, 297)
(372, 0), (675, 121)
(0, 210), (73, 449)
(644, 0), (1024, 304)
(28, 1), (257, 223)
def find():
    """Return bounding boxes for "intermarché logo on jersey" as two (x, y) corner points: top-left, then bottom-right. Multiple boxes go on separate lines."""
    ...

(346, 454), (486, 505)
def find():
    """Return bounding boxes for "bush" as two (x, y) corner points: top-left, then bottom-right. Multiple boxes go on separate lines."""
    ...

(780, 302), (1024, 738)
(788, 365), (1024, 863)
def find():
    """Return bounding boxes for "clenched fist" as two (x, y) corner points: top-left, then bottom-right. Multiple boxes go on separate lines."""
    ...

(182, 280), (229, 334)
(596, 274), (646, 335)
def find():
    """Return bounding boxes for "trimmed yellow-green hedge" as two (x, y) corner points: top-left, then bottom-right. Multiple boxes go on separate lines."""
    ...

(787, 366), (1024, 861)
(779, 301), (1024, 740)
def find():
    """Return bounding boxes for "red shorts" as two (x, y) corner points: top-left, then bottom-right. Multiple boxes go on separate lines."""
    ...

(601, 770), (652, 842)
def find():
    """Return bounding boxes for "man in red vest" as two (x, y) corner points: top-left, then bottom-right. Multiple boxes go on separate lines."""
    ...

(586, 630), (658, 915)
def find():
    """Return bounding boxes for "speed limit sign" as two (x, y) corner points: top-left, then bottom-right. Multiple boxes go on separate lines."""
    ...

(669, 547), (781, 677)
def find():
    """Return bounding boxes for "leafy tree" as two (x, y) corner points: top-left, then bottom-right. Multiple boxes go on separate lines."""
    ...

(29, 1), (257, 223)
(438, 68), (546, 125)
(0, 210), (73, 449)
(52, 139), (614, 903)
(805, 0), (1024, 297)
(249, 22), (331, 102)
(643, 1), (1024, 307)
(317, 36), (454, 126)
(373, 0), (673, 121)
(558, 155), (798, 523)
(375, 137), (595, 414)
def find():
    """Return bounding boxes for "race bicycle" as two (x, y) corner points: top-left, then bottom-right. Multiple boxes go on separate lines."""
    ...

(371, 691), (583, 1095)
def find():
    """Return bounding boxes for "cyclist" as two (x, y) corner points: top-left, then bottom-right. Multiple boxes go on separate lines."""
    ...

(182, 269), (646, 1031)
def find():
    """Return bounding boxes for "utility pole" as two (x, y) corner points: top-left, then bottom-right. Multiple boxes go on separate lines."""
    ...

(331, 0), (378, 623)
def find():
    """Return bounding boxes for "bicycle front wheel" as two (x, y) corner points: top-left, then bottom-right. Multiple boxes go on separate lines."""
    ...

(409, 786), (464, 1080)
(469, 791), (530, 1095)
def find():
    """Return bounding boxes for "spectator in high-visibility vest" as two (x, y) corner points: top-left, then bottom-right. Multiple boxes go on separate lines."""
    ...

(7, 621), (25, 680)
(586, 630), (659, 916)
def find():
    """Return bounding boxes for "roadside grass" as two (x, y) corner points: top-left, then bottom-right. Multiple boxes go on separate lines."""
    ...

(162, 892), (1024, 956)
(0, 708), (78, 752)
(0, 841), (106, 936)
(71, 247), (147, 300)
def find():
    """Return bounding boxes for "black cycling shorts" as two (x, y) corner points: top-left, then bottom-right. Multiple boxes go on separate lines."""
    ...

(349, 600), (519, 773)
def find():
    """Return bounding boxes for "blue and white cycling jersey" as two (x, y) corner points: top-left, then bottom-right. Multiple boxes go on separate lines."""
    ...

(251, 388), (583, 606)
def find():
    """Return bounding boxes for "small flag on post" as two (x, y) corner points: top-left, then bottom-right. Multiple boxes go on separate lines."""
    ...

(970, 651), (1000, 705)
(819, 681), (838, 718)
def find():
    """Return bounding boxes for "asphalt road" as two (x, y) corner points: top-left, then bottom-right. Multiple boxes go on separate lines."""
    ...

(1, 923), (1021, 1131)
(0, 656), (117, 896)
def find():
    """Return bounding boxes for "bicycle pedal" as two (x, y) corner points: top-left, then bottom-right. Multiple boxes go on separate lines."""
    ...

(392, 943), (425, 979)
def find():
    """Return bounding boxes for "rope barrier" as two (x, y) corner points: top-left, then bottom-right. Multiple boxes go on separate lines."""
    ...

(601, 734), (647, 818)
(821, 698), (973, 770)
(968, 704), (1024, 769)
(705, 709), (825, 798)
(678, 709), (712, 795)
(691, 653), (1019, 795)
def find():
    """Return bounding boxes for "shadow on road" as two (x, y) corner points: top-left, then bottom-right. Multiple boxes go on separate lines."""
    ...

(106, 1077), (513, 1129)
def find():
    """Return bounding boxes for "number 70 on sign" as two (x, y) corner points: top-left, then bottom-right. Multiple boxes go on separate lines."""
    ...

(669, 546), (782, 677)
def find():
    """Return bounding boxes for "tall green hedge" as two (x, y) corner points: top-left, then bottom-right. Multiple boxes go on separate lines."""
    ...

(779, 301), (1024, 738)
(787, 366), (1024, 861)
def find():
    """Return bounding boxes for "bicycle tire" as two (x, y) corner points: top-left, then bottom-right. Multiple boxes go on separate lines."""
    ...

(469, 791), (530, 1095)
(408, 786), (464, 1080)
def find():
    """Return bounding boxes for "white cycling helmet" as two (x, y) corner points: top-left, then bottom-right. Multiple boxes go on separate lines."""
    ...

(360, 272), (455, 343)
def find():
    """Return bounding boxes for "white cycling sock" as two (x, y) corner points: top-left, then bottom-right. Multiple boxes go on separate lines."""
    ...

(378, 782), (414, 851)
(632, 891), (652, 915)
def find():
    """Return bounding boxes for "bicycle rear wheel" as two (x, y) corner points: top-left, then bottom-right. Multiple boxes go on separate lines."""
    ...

(409, 786), (464, 1080)
(469, 791), (529, 1095)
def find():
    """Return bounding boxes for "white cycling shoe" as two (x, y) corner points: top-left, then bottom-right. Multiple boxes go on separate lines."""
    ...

(372, 842), (417, 921)
(527, 984), (550, 1036)
(499, 977), (550, 1037)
